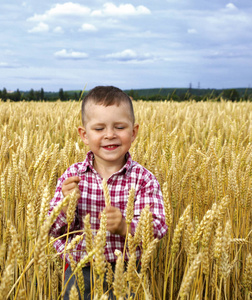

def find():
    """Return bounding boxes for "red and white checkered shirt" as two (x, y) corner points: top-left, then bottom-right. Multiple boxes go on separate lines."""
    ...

(49, 151), (168, 264)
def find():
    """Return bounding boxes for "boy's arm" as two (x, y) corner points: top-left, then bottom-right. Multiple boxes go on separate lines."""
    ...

(102, 175), (167, 239)
(130, 176), (168, 240)
(49, 172), (80, 237)
(61, 176), (81, 213)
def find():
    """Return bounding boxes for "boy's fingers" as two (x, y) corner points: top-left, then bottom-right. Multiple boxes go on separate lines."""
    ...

(63, 176), (81, 185)
(104, 205), (116, 213)
(106, 206), (121, 218)
(62, 183), (81, 198)
(64, 182), (79, 191)
(104, 206), (122, 222)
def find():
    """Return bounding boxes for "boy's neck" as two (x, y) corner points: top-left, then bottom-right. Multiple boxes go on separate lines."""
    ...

(93, 156), (126, 180)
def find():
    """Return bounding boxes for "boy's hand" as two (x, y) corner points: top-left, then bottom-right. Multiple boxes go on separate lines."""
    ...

(101, 206), (129, 237)
(61, 176), (81, 214)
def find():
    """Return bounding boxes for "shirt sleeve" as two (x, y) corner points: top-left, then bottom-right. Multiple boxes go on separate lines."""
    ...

(48, 166), (79, 238)
(130, 173), (168, 240)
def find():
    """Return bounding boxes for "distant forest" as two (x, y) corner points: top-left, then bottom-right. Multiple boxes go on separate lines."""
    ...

(1, 87), (252, 102)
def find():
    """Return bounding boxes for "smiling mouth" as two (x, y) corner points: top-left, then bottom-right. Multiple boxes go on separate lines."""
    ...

(103, 145), (119, 150)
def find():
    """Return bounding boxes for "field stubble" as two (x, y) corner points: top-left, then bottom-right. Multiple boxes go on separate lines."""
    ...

(0, 100), (252, 299)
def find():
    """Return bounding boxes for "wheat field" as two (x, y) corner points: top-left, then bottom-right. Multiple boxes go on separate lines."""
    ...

(0, 100), (251, 300)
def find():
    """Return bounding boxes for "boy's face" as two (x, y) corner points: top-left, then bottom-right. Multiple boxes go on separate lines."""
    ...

(78, 101), (139, 169)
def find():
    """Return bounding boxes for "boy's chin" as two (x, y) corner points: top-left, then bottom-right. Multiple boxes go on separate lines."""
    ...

(94, 153), (127, 162)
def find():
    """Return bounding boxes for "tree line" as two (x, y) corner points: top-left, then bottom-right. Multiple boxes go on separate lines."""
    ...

(126, 88), (252, 102)
(0, 88), (82, 102)
(1, 87), (252, 102)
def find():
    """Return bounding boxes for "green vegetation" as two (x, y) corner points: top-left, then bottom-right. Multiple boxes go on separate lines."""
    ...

(125, 87), (252, 101)
(0, 87), (252, 102)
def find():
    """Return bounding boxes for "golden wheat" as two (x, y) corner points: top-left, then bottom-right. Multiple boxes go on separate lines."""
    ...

(0, 100), (251, 299)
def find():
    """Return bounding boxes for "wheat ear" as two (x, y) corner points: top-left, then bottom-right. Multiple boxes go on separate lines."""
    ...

(102, 178), (111, 207)
(179, 252), (202, 298)
(113, 250), (125, 299)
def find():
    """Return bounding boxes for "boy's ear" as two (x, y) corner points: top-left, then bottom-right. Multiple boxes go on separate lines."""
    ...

(131, 123), (139, 142)
(78, 126), (89, 145)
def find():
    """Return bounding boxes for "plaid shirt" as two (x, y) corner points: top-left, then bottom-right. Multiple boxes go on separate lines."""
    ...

(49, 151), (167, 264)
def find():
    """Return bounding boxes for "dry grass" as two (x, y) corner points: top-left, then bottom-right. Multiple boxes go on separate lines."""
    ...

(0, 99), (251, 299)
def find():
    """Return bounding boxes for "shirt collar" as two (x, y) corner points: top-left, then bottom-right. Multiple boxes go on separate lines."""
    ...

(122, 152), (132, 174)
(78, 150), (133, 175)
(78, 151), (95, 174)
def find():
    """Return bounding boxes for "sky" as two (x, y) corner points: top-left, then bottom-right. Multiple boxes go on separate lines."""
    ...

(1, 0), (252, 92)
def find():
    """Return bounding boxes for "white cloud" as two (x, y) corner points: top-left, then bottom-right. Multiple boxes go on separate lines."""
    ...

(53, 26), (64, 33)
(226, 3), (237, 10)
(79, 23), (97, 32)
(106, 49), (137, 59)
(28, 22), (49, 33)
(187, 28), (197, 34)
(91, 3), (151, 17)
(0, 62), (20, 68)
(0, 62), (10, 68)
(28, 2), (91, 22)
(104, 49), (153, 62)
(54, 49), (88, 60)
(204, 48), (251, 59)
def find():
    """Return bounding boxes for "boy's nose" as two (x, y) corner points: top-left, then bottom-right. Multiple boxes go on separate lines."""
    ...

(105, 128), (116, 139)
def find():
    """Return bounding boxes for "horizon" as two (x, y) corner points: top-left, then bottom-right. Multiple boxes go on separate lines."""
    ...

(4, 86), (251, 94)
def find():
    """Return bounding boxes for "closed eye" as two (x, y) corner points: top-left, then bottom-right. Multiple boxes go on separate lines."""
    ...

(94, 128), (104, 131)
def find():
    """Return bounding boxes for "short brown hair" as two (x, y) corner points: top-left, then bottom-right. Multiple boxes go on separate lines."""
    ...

(81, 86), (135, 124)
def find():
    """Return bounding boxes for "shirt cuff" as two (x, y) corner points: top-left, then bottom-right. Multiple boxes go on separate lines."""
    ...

(54, 210), (68, 231)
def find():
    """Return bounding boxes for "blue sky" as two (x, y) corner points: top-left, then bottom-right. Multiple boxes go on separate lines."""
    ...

(1, 0), (252, 91)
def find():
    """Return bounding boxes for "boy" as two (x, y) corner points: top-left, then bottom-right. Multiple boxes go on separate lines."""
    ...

(49, 86), (168, 299)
